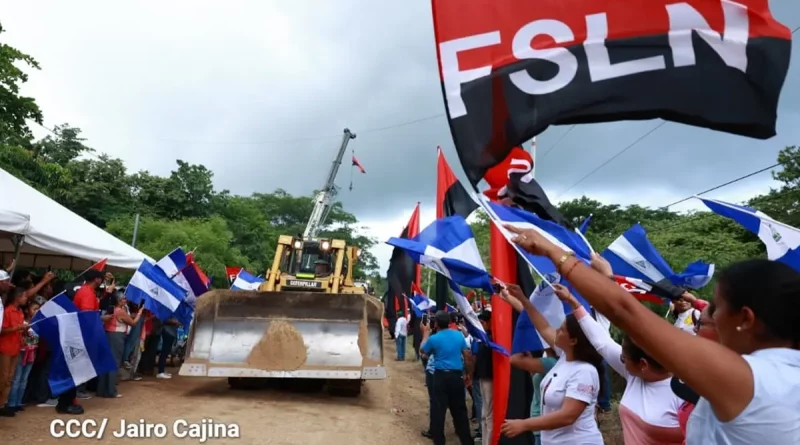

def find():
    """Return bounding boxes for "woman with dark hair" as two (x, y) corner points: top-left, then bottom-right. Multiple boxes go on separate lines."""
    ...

(506, 225), (800, 444)
(567, 255), (683, 444)
(672, 300), (717, 444)
(499, 283), (604, 444)
(96, 292), (143, 398)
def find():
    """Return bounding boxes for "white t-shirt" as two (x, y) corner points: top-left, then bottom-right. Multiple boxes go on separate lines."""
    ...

(686, 348), (800, 444)
(539, 356), (603, 444)
(394, 317), (408, 337)
(577, 308), (682, 443)
(673, 309), (700, 334)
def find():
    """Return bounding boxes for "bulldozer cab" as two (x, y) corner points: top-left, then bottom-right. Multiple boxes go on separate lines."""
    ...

(265, 235), (364, 294)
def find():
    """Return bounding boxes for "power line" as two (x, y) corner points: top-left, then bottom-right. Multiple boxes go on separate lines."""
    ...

(538, 125), (576, 160)
(661, 162), (783, 208)
(31, 113), (446, 147)
(793, 25), (799, 34)
(647, 186), (797, 235)
(554, 121), (667, 200)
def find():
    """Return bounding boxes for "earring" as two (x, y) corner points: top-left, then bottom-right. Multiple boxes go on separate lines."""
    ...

(736, 326), (743, 332)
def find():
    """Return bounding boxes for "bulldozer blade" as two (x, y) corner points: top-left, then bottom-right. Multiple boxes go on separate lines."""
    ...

(179, 290), (386, 381)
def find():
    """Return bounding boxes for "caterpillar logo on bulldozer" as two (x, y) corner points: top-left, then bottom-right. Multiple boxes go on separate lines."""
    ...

(286, 279), (322, 289)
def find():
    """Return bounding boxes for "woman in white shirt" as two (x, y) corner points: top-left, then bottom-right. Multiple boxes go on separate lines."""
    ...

(499, 283), (605, 445)
(557, 267), (684, 445)
(506, 226), (800, 445)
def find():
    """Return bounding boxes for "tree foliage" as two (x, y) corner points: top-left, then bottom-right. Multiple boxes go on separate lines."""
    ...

(0, 26), (378, 286)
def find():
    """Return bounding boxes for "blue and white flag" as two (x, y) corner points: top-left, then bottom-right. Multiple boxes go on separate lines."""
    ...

(231, 269), (265, 291)
(412, 293), (436, 312)
(156, 248), (208, 308)
(126, 260), (187, 321)
(386, 215), (494, 293)
(478, 197), (594, 276)
(156, 248), (209, 327)
(449, 280), (508, 356)
(407, 296), (423, 318)
(511, 272), (594, 353)
(603, 224), (714, 289)
(31, 292), (77, 325)
(32, 311), (117, 396)
(579, 214), (593, 234)
(699, 198), (800, 272)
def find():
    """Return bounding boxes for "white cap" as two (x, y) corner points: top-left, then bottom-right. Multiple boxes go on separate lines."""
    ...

(0, 270), (10, 281)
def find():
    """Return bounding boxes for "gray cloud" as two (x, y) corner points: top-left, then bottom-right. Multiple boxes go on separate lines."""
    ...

(3, 0), (799, 273)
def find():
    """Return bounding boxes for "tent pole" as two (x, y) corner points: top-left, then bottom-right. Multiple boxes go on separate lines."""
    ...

(8, 235), (24, 281)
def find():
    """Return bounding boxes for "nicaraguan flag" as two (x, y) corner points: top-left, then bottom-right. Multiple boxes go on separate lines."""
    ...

(126, 260), (186, 321)
(699, 198), (800, 272)
(156, 248), (208, 308)
(449, 280), (508, 356)
(511, 272), (592, 353)
(231, 269), (265, 291)
(478, 196), (593, 275)
(32, 311), (117, 396)
(412, 293), (436, 312)
(32, 292), (77, 325)
(603, 224), (714, 289)
(386, 215), (494, 293)
(579, 214), (592, 234)
(407, 296), (423, 317)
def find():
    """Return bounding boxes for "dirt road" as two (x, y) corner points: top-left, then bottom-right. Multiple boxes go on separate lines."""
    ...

(2, 337), (460, 445)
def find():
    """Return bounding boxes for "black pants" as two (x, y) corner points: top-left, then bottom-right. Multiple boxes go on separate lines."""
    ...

(139, 334), (160, 375)
(426, 372), (435, 432)
(57, 388), (77, 410)
(158, 333), (176, 374)
(431, 370), (473, 445)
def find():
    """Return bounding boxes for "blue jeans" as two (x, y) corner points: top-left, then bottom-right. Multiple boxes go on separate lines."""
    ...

(395, 336), (406, 360)
(598, 360), (612, 410)
(122, 317), (144, 363)
(472, 378), (483, 434)
(9, 352), (33, 408)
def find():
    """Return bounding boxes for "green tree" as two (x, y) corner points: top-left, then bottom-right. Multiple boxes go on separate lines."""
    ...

(0, 22), (42, 145)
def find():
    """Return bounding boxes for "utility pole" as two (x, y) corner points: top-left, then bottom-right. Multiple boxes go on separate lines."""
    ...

(131, 213), (140, 248)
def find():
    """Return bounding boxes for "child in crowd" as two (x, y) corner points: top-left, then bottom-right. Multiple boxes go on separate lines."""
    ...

(8, 301), (40, 411)
(0, 288), (29, 417)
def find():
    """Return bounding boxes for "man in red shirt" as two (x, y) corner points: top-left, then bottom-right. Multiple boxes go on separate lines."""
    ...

(73, 270), (105, 312)
(69, 270), (111, 402)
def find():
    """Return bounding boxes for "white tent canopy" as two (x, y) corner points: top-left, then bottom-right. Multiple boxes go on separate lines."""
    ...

(0, 168), (153, 272)
(0, 210), (30, 237)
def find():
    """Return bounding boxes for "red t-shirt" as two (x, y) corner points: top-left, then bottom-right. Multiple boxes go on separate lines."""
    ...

(0, 305), (24, 356)
(73, 285), (99, 311)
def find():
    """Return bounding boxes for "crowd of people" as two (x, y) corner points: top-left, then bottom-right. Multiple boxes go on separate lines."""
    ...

(399, 228), (799, 444)
(0, 261), (185, 417)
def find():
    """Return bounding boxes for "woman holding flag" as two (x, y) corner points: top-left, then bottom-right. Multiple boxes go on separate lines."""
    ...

(504, 225), (800, 444)
(96, 292), (143, 399)
(498, 283), (605, 444)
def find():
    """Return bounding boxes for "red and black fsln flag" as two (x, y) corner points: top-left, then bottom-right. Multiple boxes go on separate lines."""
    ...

(385, 204), (421, 332)
(483, 146), (573, 229)
(434, 147), (480, 308)
(431, 0), (792, 186)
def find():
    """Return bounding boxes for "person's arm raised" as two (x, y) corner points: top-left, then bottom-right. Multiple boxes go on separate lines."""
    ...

(500, 283), (557, 349)
(504, 224), (753, 422)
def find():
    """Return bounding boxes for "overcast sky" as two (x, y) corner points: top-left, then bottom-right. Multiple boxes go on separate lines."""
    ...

(3, 1), (799, 274)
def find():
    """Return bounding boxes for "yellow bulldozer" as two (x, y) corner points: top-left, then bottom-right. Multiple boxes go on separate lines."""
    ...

(178, 235), (387, 396)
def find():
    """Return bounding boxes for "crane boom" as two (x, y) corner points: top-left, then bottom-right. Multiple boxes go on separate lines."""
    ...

(303, 128), (357, 239)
